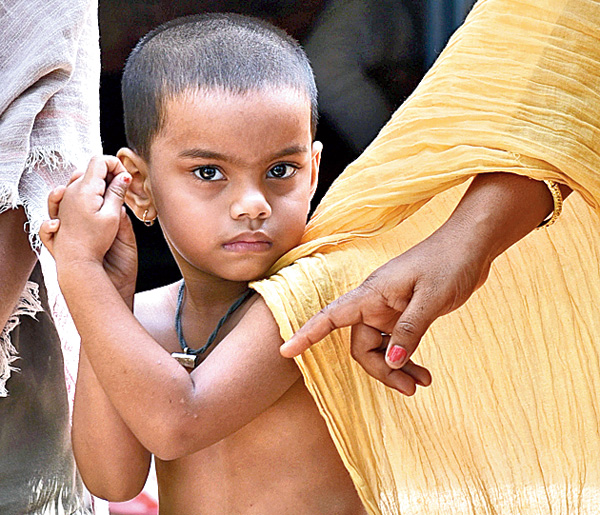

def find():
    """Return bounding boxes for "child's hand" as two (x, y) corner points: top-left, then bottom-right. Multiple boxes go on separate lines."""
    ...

(39, 156), (138, 303)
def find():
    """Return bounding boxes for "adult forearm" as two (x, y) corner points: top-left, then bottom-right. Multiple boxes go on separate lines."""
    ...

(0, 208), (37, 330)
(440, 172), (571, 269)
(282, 172), (574, 384)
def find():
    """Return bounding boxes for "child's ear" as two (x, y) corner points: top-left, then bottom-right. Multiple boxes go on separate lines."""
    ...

(117, 147), (157, 224)
(309, 140), (322, 200)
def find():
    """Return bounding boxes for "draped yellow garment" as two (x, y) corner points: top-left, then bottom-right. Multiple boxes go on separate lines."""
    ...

(251, 0), (600, 513)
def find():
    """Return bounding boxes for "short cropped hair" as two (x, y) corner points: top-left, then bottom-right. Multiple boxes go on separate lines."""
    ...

(122, 13), (318, 159)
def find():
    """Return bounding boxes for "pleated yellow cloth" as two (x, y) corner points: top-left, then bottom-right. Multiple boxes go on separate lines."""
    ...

(251, 0), (600, 513)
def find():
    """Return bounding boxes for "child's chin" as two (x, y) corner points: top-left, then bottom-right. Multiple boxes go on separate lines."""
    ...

(220, 264), (273, 283)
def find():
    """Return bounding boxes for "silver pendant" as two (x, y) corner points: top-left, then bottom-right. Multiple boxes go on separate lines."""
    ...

(171, 352), (196, 370)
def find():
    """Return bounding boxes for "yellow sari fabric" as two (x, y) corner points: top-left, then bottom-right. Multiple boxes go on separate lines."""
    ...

(251, 0), (600, 513)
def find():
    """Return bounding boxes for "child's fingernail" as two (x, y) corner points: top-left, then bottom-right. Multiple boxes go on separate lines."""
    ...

(387, 345), (407, 363)
(122, 174), (131, 184)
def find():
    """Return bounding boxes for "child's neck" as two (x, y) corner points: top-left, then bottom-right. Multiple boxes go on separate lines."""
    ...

(182, 274), (248, 317)
(174, 274), (251, 354)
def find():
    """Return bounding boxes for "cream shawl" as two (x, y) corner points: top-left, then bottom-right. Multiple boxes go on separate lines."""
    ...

(0, 0), (101, 244)
(0, 0), (101, 395)
(252, 0), (600, 512)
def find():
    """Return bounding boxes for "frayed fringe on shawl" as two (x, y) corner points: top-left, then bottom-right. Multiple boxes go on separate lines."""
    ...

(28, 475), (94, 515)
(0, 183), (20, 215)
(25, 148), (78, 252)
(0, 147), (78, 252)
(0, 281), (43, 397)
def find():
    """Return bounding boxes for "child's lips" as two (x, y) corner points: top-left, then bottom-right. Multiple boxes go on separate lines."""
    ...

(223, 241), (272, 252)
(223, 233), (273, 253)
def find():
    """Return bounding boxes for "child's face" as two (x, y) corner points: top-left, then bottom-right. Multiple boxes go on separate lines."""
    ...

(128, 87), (320, 283)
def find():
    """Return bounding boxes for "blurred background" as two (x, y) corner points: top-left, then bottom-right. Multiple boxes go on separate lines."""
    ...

(100, 2), (478, 514)
(99, 0), (477, 295)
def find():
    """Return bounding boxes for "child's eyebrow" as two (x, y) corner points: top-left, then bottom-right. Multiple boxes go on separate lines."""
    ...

(177, 145), (309, 162)
(270, 145), (309, 160)
(178, 148), (228, 161)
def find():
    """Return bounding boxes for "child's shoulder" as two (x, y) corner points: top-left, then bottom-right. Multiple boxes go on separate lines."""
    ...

(133, 281), (180, 345)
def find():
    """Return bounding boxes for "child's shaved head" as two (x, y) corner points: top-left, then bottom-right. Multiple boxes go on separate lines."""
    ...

(122, 13), (318, 159)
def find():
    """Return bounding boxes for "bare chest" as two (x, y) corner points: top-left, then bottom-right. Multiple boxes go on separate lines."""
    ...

(154, 380), (365, 515)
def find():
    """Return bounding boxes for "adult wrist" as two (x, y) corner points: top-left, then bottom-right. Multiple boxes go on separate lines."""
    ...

(444, 173), (566, 266)
(430, 212), (494, 278)
(536, 180), (567, 229)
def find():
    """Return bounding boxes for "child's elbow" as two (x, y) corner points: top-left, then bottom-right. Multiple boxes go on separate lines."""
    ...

(148, 419), (214, 461)
(74, 452), (150, 502)
(83, 475), (145, 503)
(148, 434), (200, 462)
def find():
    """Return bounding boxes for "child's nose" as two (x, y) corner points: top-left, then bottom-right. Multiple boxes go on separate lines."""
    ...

(230, 187), (272, 220)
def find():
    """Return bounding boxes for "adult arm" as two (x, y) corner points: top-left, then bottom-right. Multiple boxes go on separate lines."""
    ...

(0, 208), (37, 331)
(281, 172), (571, 392)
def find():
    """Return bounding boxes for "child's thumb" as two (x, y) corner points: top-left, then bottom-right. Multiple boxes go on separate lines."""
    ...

(39, 219), (60, 252)
(102, 172), (131, 214)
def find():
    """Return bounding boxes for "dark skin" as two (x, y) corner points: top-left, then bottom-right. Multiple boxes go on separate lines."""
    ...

(281, 172), (571, 393)
(44, 170), (569, 400)
(0, 208), (37, 334)
(41, 166), (571, 512)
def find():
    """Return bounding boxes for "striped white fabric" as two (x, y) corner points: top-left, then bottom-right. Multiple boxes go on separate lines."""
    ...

(0, 0), (102, 247)
(0, 0), (101, 406)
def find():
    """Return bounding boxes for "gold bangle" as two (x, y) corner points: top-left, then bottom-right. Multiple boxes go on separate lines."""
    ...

(537, 180), (563, 229)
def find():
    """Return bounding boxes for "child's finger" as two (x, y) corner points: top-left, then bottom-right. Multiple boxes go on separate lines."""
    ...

(112, 206), (138, 258)
(100, 172), (132, 216)
(104, 155), (129, 185)
(82, 155), (128, 187)
(39, 219), (60, 253)
(47, 186), (66, 219)
(67, 170), (85, 186)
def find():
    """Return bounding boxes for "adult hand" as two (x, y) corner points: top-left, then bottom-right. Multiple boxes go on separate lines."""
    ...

(280, 221), (491, 395)
(280, 173), (563, 394)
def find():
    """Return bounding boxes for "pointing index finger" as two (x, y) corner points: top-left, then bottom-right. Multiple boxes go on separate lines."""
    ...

(280, 288), (366, 358)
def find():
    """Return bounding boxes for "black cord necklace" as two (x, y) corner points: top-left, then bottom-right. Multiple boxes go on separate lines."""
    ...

(171, 281), (253, 369)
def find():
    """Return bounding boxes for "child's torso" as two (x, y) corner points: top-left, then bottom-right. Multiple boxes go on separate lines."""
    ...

(134, 285), (366, 514)
(155, 378), (366, 515)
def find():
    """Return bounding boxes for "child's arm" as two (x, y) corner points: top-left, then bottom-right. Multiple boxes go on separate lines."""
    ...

(42, 158), (152, 500)
(72, 349), (152, 501)
(63, 264), (298, 460)
(42, 156), (301, 461)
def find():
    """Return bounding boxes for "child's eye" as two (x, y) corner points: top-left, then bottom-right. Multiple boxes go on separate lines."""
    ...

(193, 166), (224, 181)
(267, 164), (296, 179)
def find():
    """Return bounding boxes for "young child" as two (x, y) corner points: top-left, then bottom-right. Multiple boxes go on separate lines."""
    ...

(40, 13), (369, 514)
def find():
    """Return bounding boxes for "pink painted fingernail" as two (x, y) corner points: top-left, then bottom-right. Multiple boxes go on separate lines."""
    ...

(387, 345), (407, 363)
